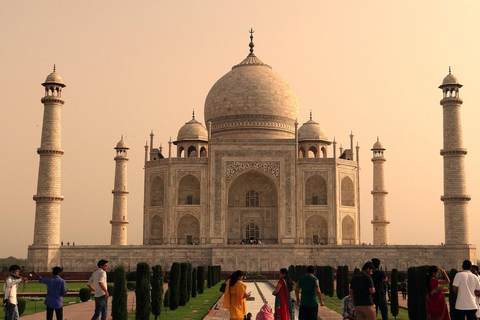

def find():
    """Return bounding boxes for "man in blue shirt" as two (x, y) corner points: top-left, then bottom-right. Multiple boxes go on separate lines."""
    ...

(34, 267), (67, 320)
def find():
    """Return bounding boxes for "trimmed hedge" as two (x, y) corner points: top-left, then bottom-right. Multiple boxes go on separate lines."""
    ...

(186, 263), (192, 302)
(390, 269), (399, 319)
(151, 265), (164, 320)
(169, 262), (181, 310)
(79, 287), (92, 302)
(179, 262), (188, 306)
(17, 298), (26, 316)
(112, 265), (128, 320)
(192, 267), (197, 298)
(127, 281), (136, 291)
(136, 262), (151, 320)
(197, 266), (205, 294)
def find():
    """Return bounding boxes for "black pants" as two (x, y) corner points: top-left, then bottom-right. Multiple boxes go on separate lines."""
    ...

(299, 305), (318, 320)
(375, 301), (389, 320)
(46, 306), (63, 320)
(454, 309), (477, 320)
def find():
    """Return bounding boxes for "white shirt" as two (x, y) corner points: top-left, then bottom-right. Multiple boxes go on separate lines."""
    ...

(87, 268), (107, 298)
(4, 276), (23, 305)
(453, 270), (480, 310)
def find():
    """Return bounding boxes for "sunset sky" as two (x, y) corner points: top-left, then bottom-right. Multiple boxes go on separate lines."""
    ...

(2, 1), (480, 259)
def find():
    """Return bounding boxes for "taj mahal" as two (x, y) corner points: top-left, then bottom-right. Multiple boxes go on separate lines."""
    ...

(28, 33), (475, 272)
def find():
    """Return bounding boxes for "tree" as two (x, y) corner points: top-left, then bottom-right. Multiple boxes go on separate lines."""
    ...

(186, 263), (192, 302)
(207, 265), (212, 288)
(449, 268), (458, 320)
(192, 267), (197, 298)
(197, 266), (205, 294)
(163, 289), (170, 314)
(325, 266), (334, 297)
(135, 262), (151, 320)
(169, 262), (181, 310)
(342, 265), (349, 299)
(390, 269), (399, 319)
(151, 265), (164, 320)
(407, 267), (418, 320)
(112, 265), (128, 320)
(336, 266), (344, 299)
(179, 262), (188, 306)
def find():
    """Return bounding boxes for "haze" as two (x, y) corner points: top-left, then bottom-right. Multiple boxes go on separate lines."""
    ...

(1, 1), (480, 258)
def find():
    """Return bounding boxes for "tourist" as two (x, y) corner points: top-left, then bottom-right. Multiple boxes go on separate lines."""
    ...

(272, 268), (293, 320)
(471, 265), (480, 319)
(87, 259), (109, 320)
(223, 270), (251, 320)
(256, 304), (274, 320)
(341, 295), (356, 320)
(452, 260), (480, 320)
(34, 267), (68, 320)
(400, 280), (407, 299)
(371, 258), (388, 320)
(425, 266), (450, 320)
(295, 265), (324, 320)
(350, 262), (376, 320)
(3, 265), (28, 320)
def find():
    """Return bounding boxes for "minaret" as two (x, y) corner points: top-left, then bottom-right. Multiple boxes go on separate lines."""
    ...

(32, 66), (66, 246)
(110, 136), (129, 245)
(439, 68), (471, 245)
(371, 137), (389, 245)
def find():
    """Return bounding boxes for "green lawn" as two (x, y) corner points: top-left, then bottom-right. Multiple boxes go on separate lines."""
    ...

(323, 294), (410, 320)
(0, 296), (79, 318)
(0, 281), (87, 293)
(128, 283), (223, 320)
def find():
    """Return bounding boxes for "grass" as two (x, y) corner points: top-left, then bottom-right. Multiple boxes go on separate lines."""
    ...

(0, 296), (79, 318)
(127, 283), (223, 320)
(0, 281), (88, 293)
(323, 294), (410, 320)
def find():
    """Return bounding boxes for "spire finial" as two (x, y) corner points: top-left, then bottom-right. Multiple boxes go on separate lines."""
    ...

(249, 28), (255, 54)
(53, 64), (56, 72)
(192, 109), (195, 119)
(377, 136), (379, 142)
(449, 66), (451, 74)
(309, 109), (312, 121)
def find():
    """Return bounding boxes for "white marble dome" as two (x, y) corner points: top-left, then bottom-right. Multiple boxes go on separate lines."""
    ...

(298, 118), (328, 141)
(43, 70), (65, 87)
(177, 117), (208, 141)
(372, 138), (385, 150)
(204, 52), (299, 139)
(115, 137), (129, 149)
(442, 73), (459, 86)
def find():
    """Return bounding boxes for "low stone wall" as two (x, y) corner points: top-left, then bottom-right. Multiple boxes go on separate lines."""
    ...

(28, 244), (476, 272)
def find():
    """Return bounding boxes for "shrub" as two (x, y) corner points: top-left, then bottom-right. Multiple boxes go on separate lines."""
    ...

(136, 262), (151, 320)
(207, 265), (212, 288)
(192, 267), (197, 298)
(407, 267), (418, 320)
(390, 269), (399, 319)
(126, 271), (136, 282)
(17, 298), (26, 316)
(112, 265), (128, 320)
(127, 281), (136, 291)
(151, 265), (164, 320)
(342, 265), (349, 299)
(179, 262), (188, 306)
(79, 287), (92, 302)
(107, 271), (115, 283)
(325, 266), (334, 297)
(186, 263), (192, 302)
(197, 266), (205, 294)
(107, 284), (114, 296)
(169, 262), (181, 310)
(336, 266), (344, 299)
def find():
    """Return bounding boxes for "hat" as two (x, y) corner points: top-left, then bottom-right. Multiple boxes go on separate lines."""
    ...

(97, 259), (108, 268)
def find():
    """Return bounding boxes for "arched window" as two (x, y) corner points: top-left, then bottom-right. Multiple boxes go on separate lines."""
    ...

(342, 216), (355, 244)
(321, 147), (327, 158)
(245, 190), (259, 207)
(341, 177), (355, 206)
(245, 223), (260, 239)
(188, 146), (197, 157)
(178, 174), (200, 205)
(177, 214), (200, 244)
(305, 215), (328, 245)
(308, 146), (317, 158)
(305, 175), (327, 205)
(178, 146), (185, 158)
(150, 177), (164, 206)
(299, 148), (305, 158)
(200, 147), (207, 158)
(150, 216), (163, 239)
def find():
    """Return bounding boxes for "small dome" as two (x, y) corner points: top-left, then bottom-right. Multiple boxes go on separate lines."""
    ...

(176, 117), (208, 142)
(42, 68), (66, 87)
(442, 73), (459, 86)
(372, 138), (385, 150)
(298, 118), (328, 141)
(115, 137), (129, 149)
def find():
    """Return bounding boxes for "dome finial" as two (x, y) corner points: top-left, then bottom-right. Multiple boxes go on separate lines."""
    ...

(53, 64), (56, 72)
(309, 109), (312, 121)
(192, 109), (195, 119)
(249, 28), (255, 54)
(449, 66), (451, 74)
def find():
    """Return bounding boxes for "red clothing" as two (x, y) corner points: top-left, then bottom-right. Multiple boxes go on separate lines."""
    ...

(274, 279), (292, 320)
(426, 278), (450, 320)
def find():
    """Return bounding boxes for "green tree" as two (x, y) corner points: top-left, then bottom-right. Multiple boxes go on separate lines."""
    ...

(197, 266), (205, 294)
(79, 287), (92, 302)
(17, 298), (26, 316)
(112, 265), (128, 320)
(192, 267), (197, 298)
(179, 262), (188, 306)
(407, 267), (418, 320)
(169, 262), (181, 309)
(390, 269), (399, 319)
(151, 265), (164, 320)
(325, 266), (334, 297)
(135, 262), (151, 320)
(449, 268), (458, 320)
(207, 265), (212, 288)
(336, 266), (344, 299)
(186, 263), (192, 302)
(342, 265), (349, 299)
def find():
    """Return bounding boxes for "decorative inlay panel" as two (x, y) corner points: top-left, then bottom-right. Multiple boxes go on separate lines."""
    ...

(177, 170), (201, 180)
(304, 171), (328, 180)
(304, 211), (329, 220)
(177, 211), (201, 220)
(226, 161), (280, 184)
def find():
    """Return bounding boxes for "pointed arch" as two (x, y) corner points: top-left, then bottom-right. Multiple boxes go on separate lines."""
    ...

(305, 215), (328, 245)
(200, 147), (207, 158)
(342, 215), (355, 244)
(177, 214), (200, 244)
(321, 146), (327, 158)
(305, 175), (327, 205)
(299, 147), (306, 158)
(150, 176), (164, 206)
(150, 215), (163, 242)
(187, 146), (197, 157)
(178, 174), (200, 205)
(341, 176), (355, 206)
(308, 146), (317, 158)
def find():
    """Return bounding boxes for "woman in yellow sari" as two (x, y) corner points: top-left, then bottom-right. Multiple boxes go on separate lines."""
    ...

(223, 270), (251, 320)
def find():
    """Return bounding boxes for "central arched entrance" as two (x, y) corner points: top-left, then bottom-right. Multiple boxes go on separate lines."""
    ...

(227, 170), (278, 244)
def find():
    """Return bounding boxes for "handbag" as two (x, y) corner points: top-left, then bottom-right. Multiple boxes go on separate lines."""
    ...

(219, 281), (227, 293)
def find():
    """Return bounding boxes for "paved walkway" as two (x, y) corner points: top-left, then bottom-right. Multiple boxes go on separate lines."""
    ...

(20, 291), (136, 320)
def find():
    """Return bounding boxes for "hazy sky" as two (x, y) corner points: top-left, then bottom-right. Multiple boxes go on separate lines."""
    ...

(2, 1), (480, 258)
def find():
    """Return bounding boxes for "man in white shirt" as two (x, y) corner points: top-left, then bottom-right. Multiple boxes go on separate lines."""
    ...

(87, 259), (109, 320)
(3, 265), (28, 320)
(452, 260), (480, 320)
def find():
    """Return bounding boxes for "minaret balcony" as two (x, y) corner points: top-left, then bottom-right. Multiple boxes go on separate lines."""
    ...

(440, 97), (463, 105)
(440, 148), (467, 156)
(41, 96), (65, 104)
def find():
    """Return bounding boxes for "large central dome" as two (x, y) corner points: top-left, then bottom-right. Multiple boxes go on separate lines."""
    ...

(204, 44), (299, 139)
